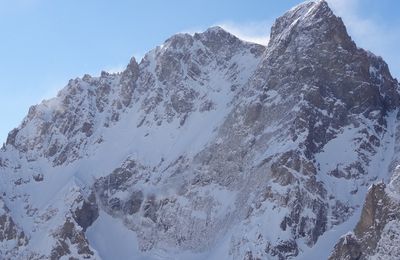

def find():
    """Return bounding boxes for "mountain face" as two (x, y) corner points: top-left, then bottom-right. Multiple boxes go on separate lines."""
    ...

(329, 171), (400, 260)
(1, 0), (399, 259)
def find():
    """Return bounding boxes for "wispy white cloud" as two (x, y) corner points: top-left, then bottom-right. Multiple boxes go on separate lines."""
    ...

(104, 52), (145, 74)
(105, 65), (125, 74)
(37, 82), (64, 102)
(181, 20), (271, 46)
(327, 0), (400, 79)
(179, 26), (207, 36)
(327, 0), (382, 45)
(216, 21), (272, 46)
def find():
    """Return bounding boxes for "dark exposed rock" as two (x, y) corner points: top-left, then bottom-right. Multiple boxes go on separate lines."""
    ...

(5, 128), (18, 147)
(94, 159), (150, 218)
(71, 192), (99, 232)
(123, 190), (144, 215)
(81, 122), (93, 137)
(265, 239), (299, 260)
(32, 173), (44, 182)
(0, 197), (29, 255)
(120, 57), (139, 107)
(330, 181), (400, 259)
(143, 195), (158, 222)
(330, 233), (362, 260)
(51, 218), (95, 260)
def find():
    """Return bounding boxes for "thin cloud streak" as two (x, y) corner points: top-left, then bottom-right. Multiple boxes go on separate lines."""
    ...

(181, 21), (271, 46)
(216, 21), (272, 46)
(327, 0), (400, 79)
(105, 65), (125, 74)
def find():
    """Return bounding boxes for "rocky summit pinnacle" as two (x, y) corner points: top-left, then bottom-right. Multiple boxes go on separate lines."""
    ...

(1, 1), (400, 259)
(269, 0), (355, 52)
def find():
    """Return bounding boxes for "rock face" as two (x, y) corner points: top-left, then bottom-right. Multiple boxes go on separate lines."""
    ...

(1, 0), (400, 259)
(0, 197), (28, 258)
(330, 168), (400, 260)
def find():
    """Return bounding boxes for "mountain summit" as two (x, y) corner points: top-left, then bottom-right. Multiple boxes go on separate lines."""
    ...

(269, 0), (354, 50)
(1, 1), (399, 259)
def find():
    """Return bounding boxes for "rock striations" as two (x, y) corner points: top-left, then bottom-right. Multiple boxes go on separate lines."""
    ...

(1, 0), (399, 259)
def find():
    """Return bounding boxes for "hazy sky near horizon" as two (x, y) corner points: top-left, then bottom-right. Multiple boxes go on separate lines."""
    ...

(0, 0), (399, 143)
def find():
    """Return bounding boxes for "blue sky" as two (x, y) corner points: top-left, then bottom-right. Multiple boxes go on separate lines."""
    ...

(0, 0), (399, 143)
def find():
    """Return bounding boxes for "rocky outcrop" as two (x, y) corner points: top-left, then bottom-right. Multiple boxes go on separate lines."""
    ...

(71, 192), (99, 232)
(0, 197), (28, 258)
(94, 159), (148, 218)
(330, 168), (400, 259)
(50, 218), (96, 260)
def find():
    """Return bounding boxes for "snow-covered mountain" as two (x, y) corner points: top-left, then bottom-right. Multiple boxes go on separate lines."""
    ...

(1, 0), (400, 259)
